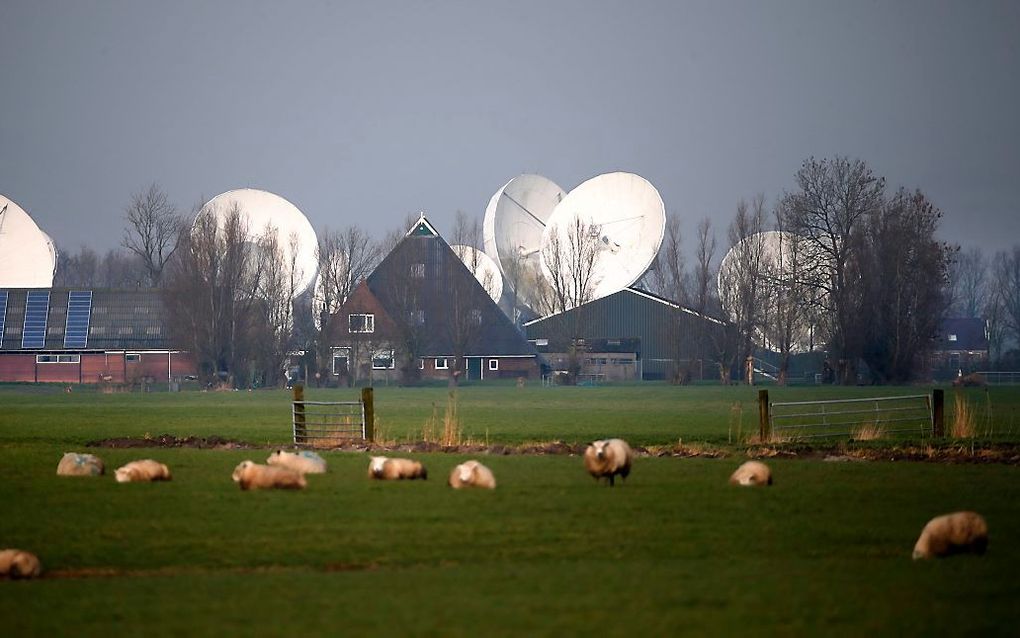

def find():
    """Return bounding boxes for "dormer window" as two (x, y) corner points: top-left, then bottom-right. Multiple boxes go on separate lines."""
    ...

(410, 263), (425, 278)
(948, 334), (958, 342)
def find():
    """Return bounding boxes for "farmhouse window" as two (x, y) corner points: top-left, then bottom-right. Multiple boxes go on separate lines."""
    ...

(349, 314), (375, 333)
(332, 347), (351, 375)
(372, 349), (395, 369)
(488, 359), (498, 371)
(410, 263), (425, 278)
(435, 357), (449, 370)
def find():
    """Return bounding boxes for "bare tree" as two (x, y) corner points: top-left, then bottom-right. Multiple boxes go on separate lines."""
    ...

(646, 213), (686, 303)
(717, 197), (768, 384)
(122, 183), (183, 287)
(992, 247), (1020, 356)
(692, 217), (717, 315)
(539, 216), (603, 315)
(763, 208), (812, 384)
(781, 157), (885, 384)
(949, 246), (989, 319)
(445, 211), (490, 385)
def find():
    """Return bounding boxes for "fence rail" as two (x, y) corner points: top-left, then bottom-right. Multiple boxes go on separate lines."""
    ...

(762, 391), (940, 441)
(291, 386), (374, 446)
(975, 371), (1020, 385)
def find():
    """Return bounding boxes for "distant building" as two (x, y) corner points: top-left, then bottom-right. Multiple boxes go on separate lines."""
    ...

(524, 287), (729, 381)
(325, 215), (540, 384)
(0, 288), (196, 384)
(931, 317), (989, 376)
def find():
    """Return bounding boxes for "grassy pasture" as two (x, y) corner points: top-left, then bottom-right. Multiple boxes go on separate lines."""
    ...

(1, 383), (1019, 636)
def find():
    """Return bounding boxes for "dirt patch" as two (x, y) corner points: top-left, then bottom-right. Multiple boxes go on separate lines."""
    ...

(86, 434), (254, 450)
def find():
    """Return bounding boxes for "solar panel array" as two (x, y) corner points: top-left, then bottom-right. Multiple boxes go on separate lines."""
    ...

(63, 290), (93, 348)
(21, 290), (50, 349)
(0, 290), (8, 343)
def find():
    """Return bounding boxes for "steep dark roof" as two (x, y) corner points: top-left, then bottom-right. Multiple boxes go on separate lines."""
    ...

(936, 317), (988, 352)
(361, 216), (536, 357)
(0, 288), (176, 351)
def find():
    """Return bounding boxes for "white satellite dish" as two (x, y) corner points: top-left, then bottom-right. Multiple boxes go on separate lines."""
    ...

(451, 244), (503, 304)
(483, 174), (566, 305)
(0, 194), (57, 288)
(717, 230), (815, 352)
(194, 189), (318, 298)
(540, 172), (666, 303)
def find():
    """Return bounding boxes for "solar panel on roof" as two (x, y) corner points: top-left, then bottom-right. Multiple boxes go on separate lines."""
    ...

(0, 290), (8, 345)
(21, 290), (50, 349)
(63, 290), (92, 349)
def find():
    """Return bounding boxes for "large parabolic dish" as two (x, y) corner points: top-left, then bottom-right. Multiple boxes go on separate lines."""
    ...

(195, 189), (318, 298)
(483, 174), (566, 285)
(0, 194), (57, 288)
(540, 172), (666, 302)
(451, 244), (503, 304)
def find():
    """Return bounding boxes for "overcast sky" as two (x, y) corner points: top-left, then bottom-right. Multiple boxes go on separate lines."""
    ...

(2, 0), (1018, 263)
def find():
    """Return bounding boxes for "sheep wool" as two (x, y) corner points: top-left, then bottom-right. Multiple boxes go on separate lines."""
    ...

(448, 460), (496, 489)
(0, 549), (41, 579)
(583, 438), (634, 487)
(729, 461), (773, 487)
(56, 452), (105, 477)
(266, 449), (327, 474)
(115, 459), (172, 483)
(912, 511), (988, 560)
(367, 456), (428, 481)
(232, 461), (307, 491)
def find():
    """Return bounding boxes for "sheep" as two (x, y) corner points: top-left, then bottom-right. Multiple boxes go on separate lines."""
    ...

(114, 459), (172, 483)
(56, 452), (105, 477)
(728, 460), (773, 487)
(912, 511), (988, 560)
(0, 549), (42, 579)
(583, 438), (634, 487)
(448, 460), (496, 489)
(266, 449), (327, 475)
(367, 456), (428, 481)
(231, 460), (307, 491)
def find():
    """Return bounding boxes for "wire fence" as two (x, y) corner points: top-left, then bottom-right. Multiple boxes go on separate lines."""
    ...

(769, 394), (934, 441)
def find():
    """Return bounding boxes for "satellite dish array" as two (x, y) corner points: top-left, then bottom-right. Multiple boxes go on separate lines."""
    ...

(0, 194), (58, 288)
(482, 172), (667, 316)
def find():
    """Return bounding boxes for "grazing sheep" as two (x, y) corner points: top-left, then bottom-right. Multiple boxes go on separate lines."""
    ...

(583, 438), (634, 487)
(114, 459), (172, 483)
(56, 452), (105, 477)
(912, 511), (988, 560)
(448, 460), (496, 489)
(266, 449), (327, 475)
(367, 456), (428, 481)
(0, 549), (41, 579)
(729, 460), (773, 487)
(231, 460), (307, 491)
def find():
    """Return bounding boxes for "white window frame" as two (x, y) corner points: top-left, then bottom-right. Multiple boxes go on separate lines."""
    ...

(435, 357), (449, 370)
(948, 334), (958, 342)
(488, 359), (499, 371)
(331, 347), (351, 376)
(125, 353), (141, 362)
(410, 263), (425, 278)
(418, 358), (425, 370)
(372, 349), (395, 370)
(37, 354), (79, 364)
(349, 314), (375, 334)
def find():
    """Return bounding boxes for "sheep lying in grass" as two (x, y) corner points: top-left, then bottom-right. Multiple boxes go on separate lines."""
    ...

(114, 459), (172, 483)
(583, 438), (634, 487)
(56, 452), (104, 477)
(912, 511), (988, 559)
(0, 549), (41, 579)
(266, 449), (327, 475)
(232, 460), (307, 491)
(368, 456), (428, 481)
(448, 460), (496, 489)
(729, 460), (773, 487)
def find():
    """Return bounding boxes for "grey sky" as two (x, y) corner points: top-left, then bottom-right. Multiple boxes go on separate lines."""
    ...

(2, 0), (1018, 263)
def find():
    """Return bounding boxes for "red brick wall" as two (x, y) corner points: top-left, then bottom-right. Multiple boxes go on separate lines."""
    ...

(36, 362), (80, 383)
(0, 355), (37, 382)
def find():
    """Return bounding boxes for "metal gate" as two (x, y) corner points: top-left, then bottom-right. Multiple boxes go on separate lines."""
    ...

(292, 399), (365, 446)
(768, 394), (934, 441)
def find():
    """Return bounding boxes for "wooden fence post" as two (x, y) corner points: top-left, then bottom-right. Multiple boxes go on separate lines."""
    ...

(292, 385), (305, 443)
(932, 388), (944, 438)
(362, 387), (375, 442)
(758, 389), (770, 442)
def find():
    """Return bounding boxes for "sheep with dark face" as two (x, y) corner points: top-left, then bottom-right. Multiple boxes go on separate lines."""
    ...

(448, 460), (496, 489)
(729, 461), (773, 487)
(232, 461), (307, 491)
(913, 511), (988, 559)
(583, 439), (634, 487)
(266, 449), (327, 475)
(368, 456), (428, 481)
(115, 459), (172, 483)
(0, 549), (41, 579)
(56, 452), (104, 477)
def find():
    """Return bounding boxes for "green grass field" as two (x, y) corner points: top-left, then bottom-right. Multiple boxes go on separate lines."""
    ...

(1, 383), (1019, 636)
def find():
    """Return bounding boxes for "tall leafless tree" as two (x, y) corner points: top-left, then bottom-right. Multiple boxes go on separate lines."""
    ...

(122, 183), (183, 287)
(646, 213), (686, 304)
(717, 197), (768, 384)
(949, 246), (989, 319)
(992, 247), (1020, 358)
(539, 216), (603, 315)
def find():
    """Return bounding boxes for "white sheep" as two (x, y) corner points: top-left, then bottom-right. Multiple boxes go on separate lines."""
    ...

(232, 460), (307, 491)
(367, 456), (428, 481)
(912, 511), (988, 559)
(114, 459), (172, 483)
(583, 438), (634, 487)
(266, 449), (327, 475)
(0, 549), (42, 579)
(56, 452), (105, 477)
(729, 460), (773, 487)
(448, 460), (496, 489)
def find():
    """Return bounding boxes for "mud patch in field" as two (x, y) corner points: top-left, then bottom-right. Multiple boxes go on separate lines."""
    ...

(86, 434), (254, 450)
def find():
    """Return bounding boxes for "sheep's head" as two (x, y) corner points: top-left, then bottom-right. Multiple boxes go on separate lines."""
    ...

(232, 460), (253, 482)
(114, 467), (133, 483)
(369, 456), (388, 476)
(591, 440), (609, 460)
(457, 462), (476, 483)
